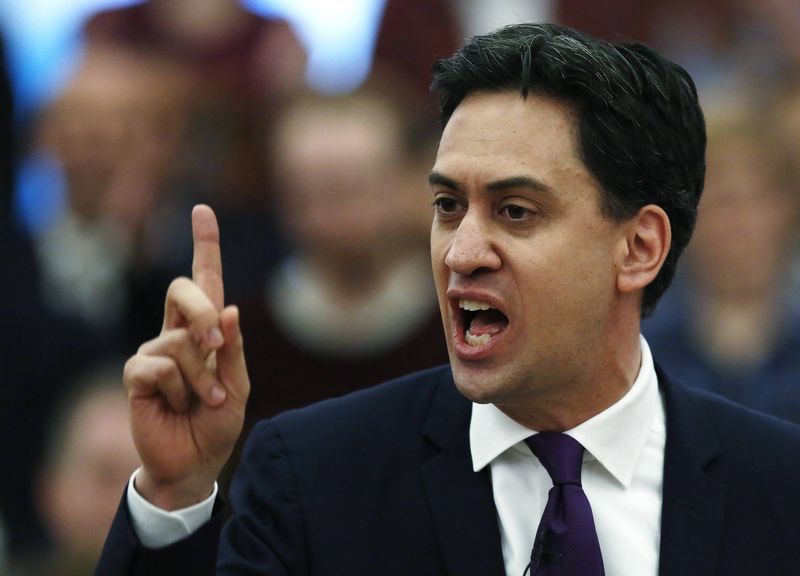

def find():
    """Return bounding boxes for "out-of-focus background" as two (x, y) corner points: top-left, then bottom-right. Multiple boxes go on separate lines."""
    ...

(0, 0), (798, 573)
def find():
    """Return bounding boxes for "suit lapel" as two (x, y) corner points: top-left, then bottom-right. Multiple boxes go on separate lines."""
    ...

(420, 371), (506, 576)
(657, 368), (727, 576)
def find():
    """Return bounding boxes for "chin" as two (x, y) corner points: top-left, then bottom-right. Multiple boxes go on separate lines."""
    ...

(452, 366), (505, 405)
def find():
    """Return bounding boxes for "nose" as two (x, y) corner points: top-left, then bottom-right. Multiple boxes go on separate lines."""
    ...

(443, 212), (501, 276)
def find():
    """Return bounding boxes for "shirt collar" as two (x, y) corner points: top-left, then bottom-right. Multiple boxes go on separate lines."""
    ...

(470, 335), (661, 488)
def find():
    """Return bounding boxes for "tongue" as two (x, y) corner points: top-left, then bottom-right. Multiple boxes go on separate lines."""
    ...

(467, 310), (508, 336)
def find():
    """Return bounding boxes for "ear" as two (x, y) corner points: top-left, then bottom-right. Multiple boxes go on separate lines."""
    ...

(616, 205), (671, 295)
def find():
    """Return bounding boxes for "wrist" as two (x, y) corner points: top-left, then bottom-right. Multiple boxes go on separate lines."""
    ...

(134, 468), (217, 511)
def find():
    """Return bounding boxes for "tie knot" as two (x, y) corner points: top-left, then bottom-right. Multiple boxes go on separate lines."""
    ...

(525, 432), (585, 486)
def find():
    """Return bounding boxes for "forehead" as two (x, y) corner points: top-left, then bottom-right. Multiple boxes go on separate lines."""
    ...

(433, 91), (588, 188)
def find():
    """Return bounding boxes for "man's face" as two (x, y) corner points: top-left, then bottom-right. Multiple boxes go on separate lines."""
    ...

(430, 91), (628, 414)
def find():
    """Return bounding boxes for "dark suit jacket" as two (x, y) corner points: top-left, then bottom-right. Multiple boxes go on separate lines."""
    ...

(96, 364), (800, 575)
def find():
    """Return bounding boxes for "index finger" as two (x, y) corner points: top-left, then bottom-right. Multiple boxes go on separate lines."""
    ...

(192, 204), (224, 312)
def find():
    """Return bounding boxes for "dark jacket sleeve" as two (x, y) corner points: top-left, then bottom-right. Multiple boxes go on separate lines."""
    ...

(217, 419), (308, 575)
(93, 420), (308, 575)
(94, 489), (225, 576)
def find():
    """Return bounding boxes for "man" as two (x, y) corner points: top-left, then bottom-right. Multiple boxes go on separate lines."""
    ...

(96, 23), (800, 575)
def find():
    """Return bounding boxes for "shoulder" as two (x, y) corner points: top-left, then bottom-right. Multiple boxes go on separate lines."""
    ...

(661, 367), (800, 475)
(276, 364), (455, 422)
(678, 378), (800, 441)
(246, 364), (458, 451)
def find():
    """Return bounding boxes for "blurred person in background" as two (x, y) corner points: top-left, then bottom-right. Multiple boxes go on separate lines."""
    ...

(83, 0), (305, 108)
(2, 44), (193, 564)
(644, 98), (800, 423)
(372, 0), (461, 117)
(557, 0), (800, 97)
(773, 76), (800, 340)
(373, 0), (553, 119)
(237, 74), (448, 433)
(82, 0), (307, 307)
(31, 45), (193, 350)
(13, 362), (139, 576)
(0, 26), (17, 572)
(0, 28), (105, 565)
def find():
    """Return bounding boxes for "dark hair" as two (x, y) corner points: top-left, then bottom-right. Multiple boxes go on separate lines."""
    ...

(431, 23), (706, 316)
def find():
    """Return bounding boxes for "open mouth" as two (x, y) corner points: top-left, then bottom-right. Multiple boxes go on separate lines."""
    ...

(458, 298), (509, 347)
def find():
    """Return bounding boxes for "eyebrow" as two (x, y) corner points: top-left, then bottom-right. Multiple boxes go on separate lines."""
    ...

(428, 171), (553, 195)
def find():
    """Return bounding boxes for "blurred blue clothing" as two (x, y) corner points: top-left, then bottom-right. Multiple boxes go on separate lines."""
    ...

(644, 285), (800, 426)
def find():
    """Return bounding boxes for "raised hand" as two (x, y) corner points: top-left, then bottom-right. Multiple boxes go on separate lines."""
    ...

(124, 205), (250, 510)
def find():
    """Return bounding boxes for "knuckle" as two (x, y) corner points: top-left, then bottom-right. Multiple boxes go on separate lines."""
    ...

(139, 329), (182, 356)
(172, 327), (192, 346)
(122, 356), (140, 388)
(161, 327), (192, 355)
(155, 357), (180, 382)
(167, 276), (192, 297)
(194, 307), (219, 331)
(161, 329), (208, 384)
(137, 336), (156, 354)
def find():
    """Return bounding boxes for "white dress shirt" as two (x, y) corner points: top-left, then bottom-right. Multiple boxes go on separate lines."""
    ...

(130, 336), (665, 573)
(471, 335), (665, 576)
(127, 470), (217, 548)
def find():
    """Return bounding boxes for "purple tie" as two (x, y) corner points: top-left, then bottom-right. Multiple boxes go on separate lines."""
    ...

(524, 433), (605, 576)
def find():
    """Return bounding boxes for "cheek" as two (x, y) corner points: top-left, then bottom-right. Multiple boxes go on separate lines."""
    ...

(520, 239), (615, 324)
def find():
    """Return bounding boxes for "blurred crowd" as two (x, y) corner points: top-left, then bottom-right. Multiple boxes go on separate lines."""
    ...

(0, 0), (799, 573)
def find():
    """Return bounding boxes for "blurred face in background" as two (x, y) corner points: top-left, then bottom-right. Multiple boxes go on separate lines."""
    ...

(39, 386), (140, 564)
(38, 47), (189, 229)
(689, 125), (797, 298)
(272, 96), (409, 263)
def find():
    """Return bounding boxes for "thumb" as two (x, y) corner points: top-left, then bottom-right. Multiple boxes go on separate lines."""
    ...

(217, 305), (250, 405)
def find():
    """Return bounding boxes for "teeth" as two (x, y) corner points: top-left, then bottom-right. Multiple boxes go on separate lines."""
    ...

(465, 330), (491, 347)
(459, 298), (493, 311)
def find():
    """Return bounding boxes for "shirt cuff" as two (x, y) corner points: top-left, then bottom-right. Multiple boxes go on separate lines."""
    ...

(126, 467), (217, 549)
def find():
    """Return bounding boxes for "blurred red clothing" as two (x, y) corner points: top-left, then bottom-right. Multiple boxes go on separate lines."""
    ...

(83, 2), (305, 105)
(373, 0), (461, 117)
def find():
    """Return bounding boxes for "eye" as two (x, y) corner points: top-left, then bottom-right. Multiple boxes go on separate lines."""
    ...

(499, 203), (534, 221)
(433, 196), (462, 216)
